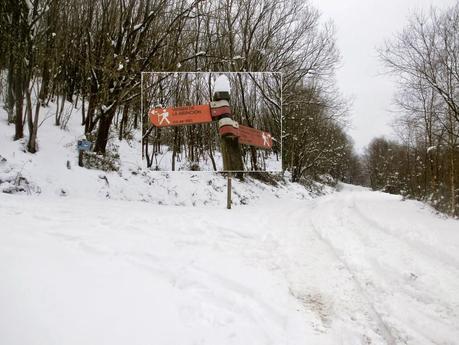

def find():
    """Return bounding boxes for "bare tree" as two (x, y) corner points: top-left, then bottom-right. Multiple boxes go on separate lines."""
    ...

(379, 4), (459, 215)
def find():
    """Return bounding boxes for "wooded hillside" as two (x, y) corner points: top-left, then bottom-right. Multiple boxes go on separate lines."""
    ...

(0, 0), (356, 181)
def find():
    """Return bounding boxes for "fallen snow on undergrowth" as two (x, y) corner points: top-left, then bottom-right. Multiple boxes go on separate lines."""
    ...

(0, 99), (316, 206)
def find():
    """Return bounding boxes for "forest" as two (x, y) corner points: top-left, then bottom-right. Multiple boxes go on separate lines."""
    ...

(0, 0), (355, 179)
(367, 4), (459, 216)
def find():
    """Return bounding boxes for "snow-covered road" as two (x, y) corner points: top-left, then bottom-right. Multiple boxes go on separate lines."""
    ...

(308, 185), (459, 344)
(1, 185), (458, 344)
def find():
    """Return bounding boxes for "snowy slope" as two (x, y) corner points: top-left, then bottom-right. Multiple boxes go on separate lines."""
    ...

(0, 99), (315, 205)
(2, 96), (459, 344)
(1, 185), (459, 345)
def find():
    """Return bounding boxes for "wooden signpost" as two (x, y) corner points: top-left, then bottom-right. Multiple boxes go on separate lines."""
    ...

(149, 105), (273, 148)
(148, 81), (274, 209)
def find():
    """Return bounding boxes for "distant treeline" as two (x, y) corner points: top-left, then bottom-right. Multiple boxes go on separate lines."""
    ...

(368, 3), (459, 216)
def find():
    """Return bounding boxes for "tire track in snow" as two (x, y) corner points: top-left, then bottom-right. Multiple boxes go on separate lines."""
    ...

(308, 189), (459, 344)
(278, 204), (395, 344)
(351, 200), (459, 270)
(307, 216), (399, 345)
(344, 197), (459, 344)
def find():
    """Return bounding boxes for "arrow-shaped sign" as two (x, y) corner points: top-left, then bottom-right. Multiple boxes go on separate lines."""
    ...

(149, 105), (212, 127)
(218, 120), (273, 149)
(238, 125), (273, 149)
(149, 103), (273, 149)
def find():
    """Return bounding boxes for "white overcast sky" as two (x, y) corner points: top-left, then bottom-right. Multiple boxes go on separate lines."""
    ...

(310, 0), (457, 152)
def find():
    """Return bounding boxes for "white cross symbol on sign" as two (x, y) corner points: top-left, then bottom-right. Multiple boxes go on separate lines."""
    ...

(157, 109), (170, 125)
(262, 132), (270, 146)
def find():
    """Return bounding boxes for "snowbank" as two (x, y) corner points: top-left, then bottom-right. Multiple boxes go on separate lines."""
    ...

(0, 99), (325, 206)
(1, 184), (459, 344)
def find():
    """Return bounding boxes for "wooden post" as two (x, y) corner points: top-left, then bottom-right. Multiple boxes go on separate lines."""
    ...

(227, 173), (232, 209)
(213, 83), (243, 210)
(213, 91), (244, 172)
(78, 150), (84, 167)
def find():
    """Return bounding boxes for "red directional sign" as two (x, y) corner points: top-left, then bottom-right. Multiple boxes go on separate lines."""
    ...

(238, 125), (273, 149)
(149, 103), (273, 149)
(149, 104), (212, 127)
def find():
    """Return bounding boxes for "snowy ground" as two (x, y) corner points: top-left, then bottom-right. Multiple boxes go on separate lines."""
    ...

(1, 92), (458, 344)
(1, 184), (458, 345)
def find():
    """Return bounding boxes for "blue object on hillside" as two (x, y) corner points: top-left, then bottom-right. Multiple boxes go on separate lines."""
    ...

(77, 139), (92, 151)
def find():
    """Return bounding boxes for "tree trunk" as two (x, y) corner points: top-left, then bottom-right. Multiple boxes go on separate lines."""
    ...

(6, 59), (15, 123)
(81, 94), (86, 126)
(450, 148), (456, 216)
(55, 93), (65, 126)
(133, 111), (138, 129)
(85, 85), (98, 133)
(14, 83), (24, 140)
(25, 88), (34, 152)
(171, 127), (179, 171)
(145, 136), (152, 168)
(94, 107), (117, 154)
(118, 103), (130, 141)
(12, 1), (23, 139)
(26, 87), (41, 153)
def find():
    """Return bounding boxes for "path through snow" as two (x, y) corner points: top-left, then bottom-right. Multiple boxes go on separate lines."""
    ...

(1, 185), (458, 344)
